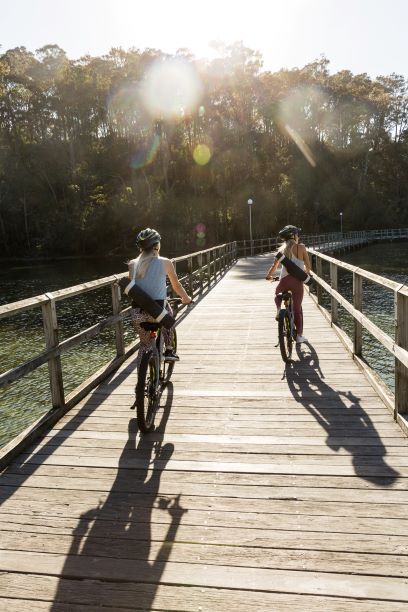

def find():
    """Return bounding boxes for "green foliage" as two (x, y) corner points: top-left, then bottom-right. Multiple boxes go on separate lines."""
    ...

(0, 46), (407, 258)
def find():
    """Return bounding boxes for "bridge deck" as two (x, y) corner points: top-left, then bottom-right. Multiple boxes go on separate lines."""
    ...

(1, 255), (408, 611)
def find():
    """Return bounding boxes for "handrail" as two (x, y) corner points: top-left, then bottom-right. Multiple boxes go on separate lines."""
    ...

(236, 228), (408, 256)
(307, 247), (408, 434)
(0, 241), (238, 465)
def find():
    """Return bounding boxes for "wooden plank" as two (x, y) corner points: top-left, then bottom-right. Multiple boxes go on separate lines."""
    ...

(1, 532), (407, 577)
(1, 550), (408, 601)
(1, 514), (407, 555)
(0, 576), (402, 612)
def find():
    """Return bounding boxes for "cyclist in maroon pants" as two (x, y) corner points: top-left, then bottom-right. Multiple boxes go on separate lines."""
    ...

(265, 225), (311, 343)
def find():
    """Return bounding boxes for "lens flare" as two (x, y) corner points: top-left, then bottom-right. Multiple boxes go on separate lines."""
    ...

(130, 133), (161, 169)
(195, 223), (206, 247)
(193, 143), (211, 165)
(285, 124), (316, 168)
(140, 57), (203, 120)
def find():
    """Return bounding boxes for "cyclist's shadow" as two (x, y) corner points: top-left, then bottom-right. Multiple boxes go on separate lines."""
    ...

(50, 382), (187, 609)
(284, 343), (400, 486)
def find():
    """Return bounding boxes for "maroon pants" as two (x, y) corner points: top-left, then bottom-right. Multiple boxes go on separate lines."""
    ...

(274, 275), (304, 335)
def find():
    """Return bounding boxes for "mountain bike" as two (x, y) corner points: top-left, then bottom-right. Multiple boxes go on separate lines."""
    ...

(132, 298), (185, 433)
(277, 290), (297, 363)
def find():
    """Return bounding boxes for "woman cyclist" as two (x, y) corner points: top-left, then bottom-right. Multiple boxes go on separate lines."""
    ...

(265, 225), (311, 343)
(128, 228), (192, 363)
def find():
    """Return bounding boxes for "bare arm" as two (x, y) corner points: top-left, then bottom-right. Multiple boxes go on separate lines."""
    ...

(301, 245), (311, 274)
(266, 256), (280, 280)
(164, 260), (192, 304)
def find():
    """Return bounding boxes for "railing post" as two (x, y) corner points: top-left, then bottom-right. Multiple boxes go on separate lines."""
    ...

(197, 252), (204, 293)
(188, 256), (194, 296)
(330, 262), (338, 325)
(42, 293), (65, 410)
(353, 271), (363, 356)
(206, 251), (211, 287)
(395, 286), (408, 415)
(316, 256), (323, 305)
(111, 282), (125, 357)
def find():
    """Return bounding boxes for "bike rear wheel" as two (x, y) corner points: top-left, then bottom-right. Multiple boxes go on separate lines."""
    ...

(278, 309), (293, 362)
(161, 329), (177, 384)
(136, 350), (159, 433)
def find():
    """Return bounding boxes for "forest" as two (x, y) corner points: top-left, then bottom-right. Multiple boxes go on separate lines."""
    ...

(0, 42), (407, 257)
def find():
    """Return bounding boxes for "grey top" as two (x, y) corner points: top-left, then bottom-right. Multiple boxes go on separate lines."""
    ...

(129, 256), (167, 300)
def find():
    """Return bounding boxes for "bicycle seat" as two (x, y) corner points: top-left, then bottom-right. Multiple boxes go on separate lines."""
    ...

(140, 322), (161, 331)
(278, 290), (292, 300)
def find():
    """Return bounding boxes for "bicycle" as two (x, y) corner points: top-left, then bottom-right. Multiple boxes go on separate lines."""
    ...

(277, 290), (298, 363)
(132, 298), (185, 433)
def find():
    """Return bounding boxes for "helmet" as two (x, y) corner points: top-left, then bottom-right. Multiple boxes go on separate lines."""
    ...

(136, 227), (161, 250)
(278, 225), (301, 240)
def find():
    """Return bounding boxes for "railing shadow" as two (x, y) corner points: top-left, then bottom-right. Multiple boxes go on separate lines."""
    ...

(49, 383), (185, 609)
(284, 342), (400, 486)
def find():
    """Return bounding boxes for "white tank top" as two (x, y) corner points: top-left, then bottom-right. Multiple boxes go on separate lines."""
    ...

(279, 246), (305, 279)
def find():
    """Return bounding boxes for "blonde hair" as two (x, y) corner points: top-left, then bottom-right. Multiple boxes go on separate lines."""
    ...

(129, 246), (159, 279)
(279, 238), (297, 259)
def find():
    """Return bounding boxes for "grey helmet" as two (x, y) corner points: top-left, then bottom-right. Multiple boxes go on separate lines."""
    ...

(136, 228), (161, 250)
(278, 225), (301, 240)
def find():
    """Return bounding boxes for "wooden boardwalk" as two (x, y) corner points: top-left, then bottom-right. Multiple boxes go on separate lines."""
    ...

(1, 254), (408, 611)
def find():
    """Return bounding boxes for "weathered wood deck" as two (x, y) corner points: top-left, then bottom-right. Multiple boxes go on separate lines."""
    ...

(1, 254), (408, 611)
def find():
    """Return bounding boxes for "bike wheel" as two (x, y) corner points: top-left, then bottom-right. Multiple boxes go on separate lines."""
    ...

(136, 350), (159, 433)
(278, 310), (293, 362)
(161, 328), (177, 384)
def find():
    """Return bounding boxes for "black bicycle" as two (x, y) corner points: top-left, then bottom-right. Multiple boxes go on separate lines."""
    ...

(277, 290), (297, 363)
(133, 298), (183, 433)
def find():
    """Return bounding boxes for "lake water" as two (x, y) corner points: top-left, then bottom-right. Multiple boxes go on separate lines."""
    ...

(316, 241), (408, 393)
(1, 243), (407, 449)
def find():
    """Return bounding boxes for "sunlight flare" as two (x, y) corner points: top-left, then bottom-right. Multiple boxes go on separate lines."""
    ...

(140, 57), (203, 120)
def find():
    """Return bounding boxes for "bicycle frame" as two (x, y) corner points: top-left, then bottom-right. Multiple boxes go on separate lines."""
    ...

(280, 291), (296, 341)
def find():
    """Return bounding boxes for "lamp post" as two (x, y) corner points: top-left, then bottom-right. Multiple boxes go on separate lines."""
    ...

(340, 212), (343, 236)
(248, 198), (253, 255)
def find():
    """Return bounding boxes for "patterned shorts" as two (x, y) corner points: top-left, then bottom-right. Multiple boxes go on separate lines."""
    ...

(131, 305), (174, 366)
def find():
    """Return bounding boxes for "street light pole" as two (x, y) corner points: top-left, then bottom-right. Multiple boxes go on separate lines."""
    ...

(340, 212), (343, 236)
(248, 198), (253, 255)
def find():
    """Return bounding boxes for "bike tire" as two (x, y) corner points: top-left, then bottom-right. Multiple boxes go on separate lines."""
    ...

(162, 328), (178, 384)
(136, 350), (159, 433)
(278, 310), (293, 362)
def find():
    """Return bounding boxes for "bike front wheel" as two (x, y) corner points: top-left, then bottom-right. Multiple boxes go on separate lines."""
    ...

(136, 350), (160, 433)
(278, 310), (293, 362)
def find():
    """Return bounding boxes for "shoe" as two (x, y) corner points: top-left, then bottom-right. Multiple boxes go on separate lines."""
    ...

(296, 335), (308, 343)
(164, 349), (180, 362)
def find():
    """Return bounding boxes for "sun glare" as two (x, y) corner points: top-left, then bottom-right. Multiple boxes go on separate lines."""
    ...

(140, 57), (204, 120)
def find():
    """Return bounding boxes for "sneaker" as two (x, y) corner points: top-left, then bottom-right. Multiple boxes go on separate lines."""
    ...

(164, 349), (180, 362)
(296, 335), (308, 343)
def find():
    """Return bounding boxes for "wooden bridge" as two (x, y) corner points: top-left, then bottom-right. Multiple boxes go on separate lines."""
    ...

(1, 237), (408, 610)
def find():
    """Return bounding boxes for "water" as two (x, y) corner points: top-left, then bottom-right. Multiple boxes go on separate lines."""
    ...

(317, 242), (408, 392)
(1, 244), (407, 449)
(0, 257), (134, 449)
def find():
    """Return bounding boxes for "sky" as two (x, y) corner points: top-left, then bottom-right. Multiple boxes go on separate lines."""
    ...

(1, 0), (407, 78)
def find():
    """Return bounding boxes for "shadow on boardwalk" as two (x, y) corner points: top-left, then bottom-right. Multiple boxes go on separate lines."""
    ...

(285, 342), (400, 486)
(49, 384), (186, 610)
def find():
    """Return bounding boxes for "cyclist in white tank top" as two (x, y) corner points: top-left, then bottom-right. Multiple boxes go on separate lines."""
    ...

(266, 225), (311, 343)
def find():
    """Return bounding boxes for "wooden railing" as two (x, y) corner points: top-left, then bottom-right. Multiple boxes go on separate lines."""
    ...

(238, 228), (408, 256)
(307, 248), (408, 434)
(0, 242), (237, 464)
